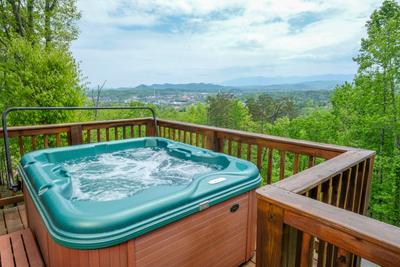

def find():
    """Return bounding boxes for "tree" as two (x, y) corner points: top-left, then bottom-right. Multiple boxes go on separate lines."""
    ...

(207, 93), (252, 130)
(354, 0), (400, 151)
(91, 80), (106, 120)
(246, 94), (274, 131)
(246, 93), (297, 131)
(0, 37), (84, 125)
(0, 0), (84, 125)
(325, 0), (400, 224)
(0, 0), (81, 48)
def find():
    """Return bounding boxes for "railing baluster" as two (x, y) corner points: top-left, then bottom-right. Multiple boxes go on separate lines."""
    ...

(351, 164), (359, 212)
(196, 133), (200, 147)
(335, 173), (343, 207)
(131, 125), (135, 138)
(237, 142), (242, 158)
(267, 148), (273, 184)
(360, 158), (373, 215)
(247, 144), (251, 161)
(56, 133), (61, 147)
(86, 130), (91, 143)
(356, 161), (366, 214)
(190, 132), (193, 145)
(293, 153), (300, 174)
(114, 127), (118, 140)
(323, 180), (334, 267)
(343, 168), (353, 209)
(256, 145), (262, 171)
(300, 232), (313, 267)
(18, 136), (24, 155)
(106, 128), (110, 141)
(44, 134), (49, 148)
(139, 125), (142, 137)
(97, 129), (101, 142)
(228, 140), (232, 155)
(123, 126), (127, 139)
(339, 169), (351, 209)
(279, 151), (285, 180)
(31, 136), (36, 150)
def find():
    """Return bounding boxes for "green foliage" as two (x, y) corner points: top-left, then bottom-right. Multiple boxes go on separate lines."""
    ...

(0, 0), (81, 48)
(0, 37), (84, 125)
(0, 0), (84, 125)
(206, 93), (253, 130)
(246, 93), (297, 131)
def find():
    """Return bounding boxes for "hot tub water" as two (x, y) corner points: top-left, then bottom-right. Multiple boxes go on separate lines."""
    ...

(62, 147), (223, 201)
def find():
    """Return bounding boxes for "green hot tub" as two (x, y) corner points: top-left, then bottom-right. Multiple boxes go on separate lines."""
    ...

(19, 137), (261, 267)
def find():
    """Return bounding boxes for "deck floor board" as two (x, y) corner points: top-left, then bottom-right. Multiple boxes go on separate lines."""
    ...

(0, 209), (7, 235)
(1, 204), (26, 234)
(0, 228), (44, 267)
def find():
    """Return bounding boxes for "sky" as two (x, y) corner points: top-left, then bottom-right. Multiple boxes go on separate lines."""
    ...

(71, 0), (384, 88)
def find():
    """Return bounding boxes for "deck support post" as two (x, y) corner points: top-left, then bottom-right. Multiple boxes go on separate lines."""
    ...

(146, 120), (157, 136)
(204, 130), (220, 152)
(69, 125), (82, 145)
(256, 198), (284, 267)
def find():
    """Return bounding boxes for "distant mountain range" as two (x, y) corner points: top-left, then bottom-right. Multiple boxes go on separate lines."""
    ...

(133, 83), (229, 91)
(97, 74), (354, 100)
(222, 74), (354, 87)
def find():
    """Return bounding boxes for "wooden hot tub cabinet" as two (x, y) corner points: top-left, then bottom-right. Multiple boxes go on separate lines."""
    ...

(25, 188), (256, 267)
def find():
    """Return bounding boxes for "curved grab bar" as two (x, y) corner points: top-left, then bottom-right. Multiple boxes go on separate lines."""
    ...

(1, 106), (158, 191)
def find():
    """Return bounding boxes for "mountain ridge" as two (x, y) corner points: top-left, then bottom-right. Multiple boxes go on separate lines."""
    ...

(103, 79), (349, 92)
(222, 74), (354, 87)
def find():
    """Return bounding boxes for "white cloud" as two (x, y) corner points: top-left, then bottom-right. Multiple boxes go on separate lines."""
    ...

(72, 0), (384, 87)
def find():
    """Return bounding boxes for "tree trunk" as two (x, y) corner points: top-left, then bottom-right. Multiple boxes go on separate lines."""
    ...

(380, 70), (388, 184)
(389, 76), (399, 147)
(45, 0), (57, 47)
(8, 0), (24, 37)
(26, 0), (33, 41)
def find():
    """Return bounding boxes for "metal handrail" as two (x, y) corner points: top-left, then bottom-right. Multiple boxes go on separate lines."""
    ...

(1, 106), (158, 191)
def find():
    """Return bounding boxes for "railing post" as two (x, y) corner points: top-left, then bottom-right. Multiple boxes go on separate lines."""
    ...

(146, 120), (156, 136)
(256, 198), (284, 267)
(204, 130), (220, 152)
(69, 125), (82, 145)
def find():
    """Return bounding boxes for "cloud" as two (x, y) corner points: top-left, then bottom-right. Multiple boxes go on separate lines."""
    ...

(72, 0), (384, 87)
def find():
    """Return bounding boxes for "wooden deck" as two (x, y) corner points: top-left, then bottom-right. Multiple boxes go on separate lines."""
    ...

(0, 228), (44, 267)
(0, 203), (45, 267)
(0, 204), (27, 235)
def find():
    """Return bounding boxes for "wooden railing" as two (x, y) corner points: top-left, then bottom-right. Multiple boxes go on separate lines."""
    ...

(0, 118), (154, 202)
(156, 119), (351, 184)
(257, 186), (400, 267)
(0, 118), (398, 266)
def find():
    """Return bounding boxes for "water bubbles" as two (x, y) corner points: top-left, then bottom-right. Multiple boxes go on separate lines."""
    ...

(62, 147), (222, 201)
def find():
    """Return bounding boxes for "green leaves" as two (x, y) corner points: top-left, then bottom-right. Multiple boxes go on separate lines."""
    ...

(206, 93), (252, 130)
(0, 37), (84, 126)
(0, 0), (81, 48)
